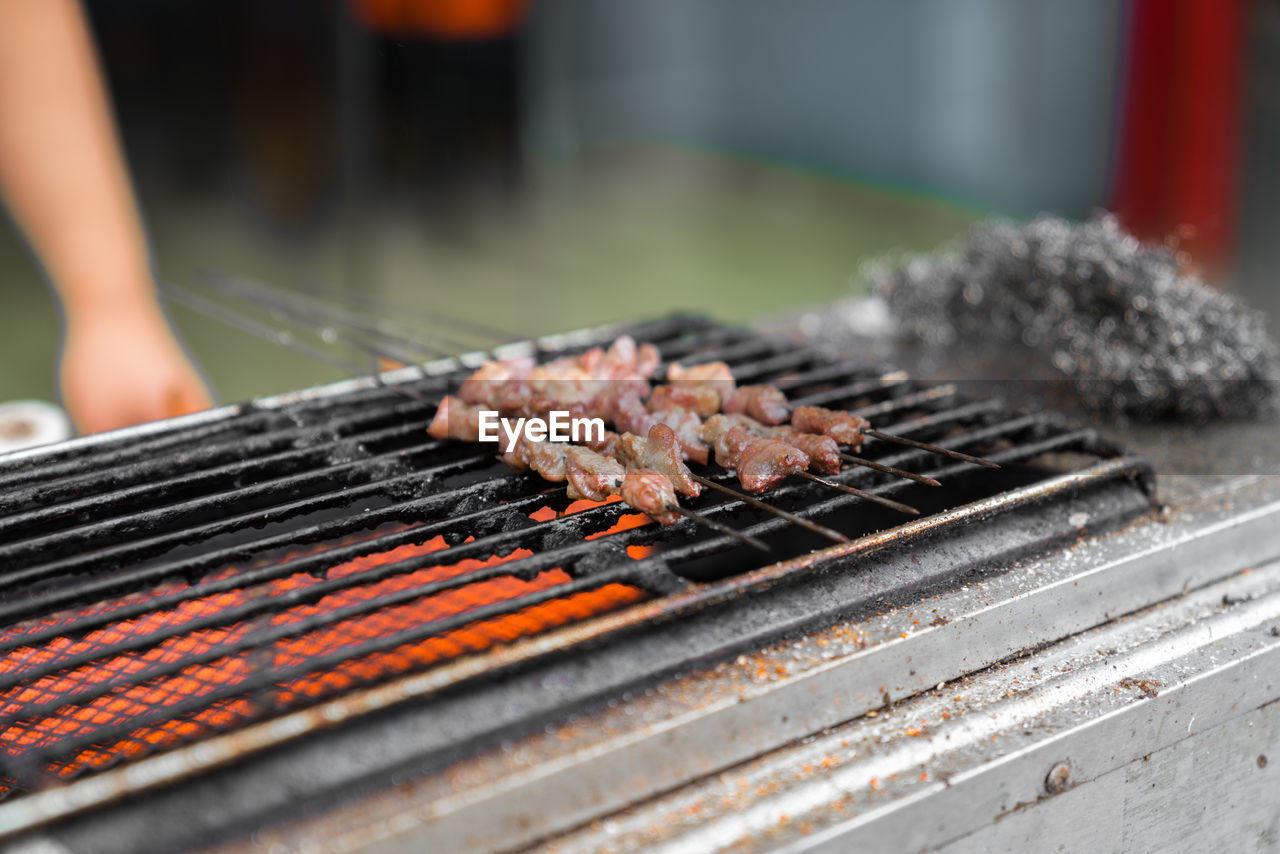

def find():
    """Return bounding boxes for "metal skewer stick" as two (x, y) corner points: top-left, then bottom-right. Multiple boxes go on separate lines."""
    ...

(793, 472), (919, 515)
(837, 453), (941, 487)
(861, 429), (1001, 469)
(197, 272), (455, 362)
(306, 278), (529, 347)
(689, 474), (849, 544)
(203, 281), (430, 379)
(160, 283), (430, 402)
(666, 505), (771, 552)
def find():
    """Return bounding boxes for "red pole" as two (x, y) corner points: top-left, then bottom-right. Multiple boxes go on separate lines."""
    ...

(1108, 0), (1245, 277)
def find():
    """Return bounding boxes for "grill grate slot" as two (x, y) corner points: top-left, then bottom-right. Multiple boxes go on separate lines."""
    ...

(0, 316), (1144, 804)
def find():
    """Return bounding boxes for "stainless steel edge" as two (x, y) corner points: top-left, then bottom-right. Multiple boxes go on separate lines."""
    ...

(538, 553), (1280, 853)
(210, 474), (1280, 854)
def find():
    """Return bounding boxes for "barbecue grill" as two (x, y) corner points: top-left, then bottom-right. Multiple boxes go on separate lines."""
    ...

(2, 313), (1276, 853)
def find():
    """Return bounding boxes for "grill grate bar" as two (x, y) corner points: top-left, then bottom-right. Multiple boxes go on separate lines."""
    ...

(0, 408), (1044, 689)
(0, 410), (283, 489)
(644, 327), (765, 367)
(0, 399), (444, 514)
(0, 438), (468, 571)
(0, 490), (564, 656)
(0, 326), (777, 555)
(679, 344), (822, 381)
(0, 422), (437, 541)
(775, 364), (907, 394)
(0, 318), (710, 491)
(653, 424), (1102, 565)
(0, 552), (664, 729)
(0, 570), (648, 786)
(0, 381), (442, 488)
(0, 366), (962, 588)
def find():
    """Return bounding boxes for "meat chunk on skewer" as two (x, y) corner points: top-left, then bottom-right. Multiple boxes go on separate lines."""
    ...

(664, 360), (735, 414)
(611, 391), (657, 437)
(648, 383), (721, 418)
(619, 469), (680, 526)
(732, 431), (811, 493)
(702, 420), (810, 492)
(600, 335), (661, 380)
(702, 413), (842, 475)
(791, 405), (870, 451)
(428, 396), (485, 441)
(514, 438), (681, 526)
(702, 417), (754, 469)
(776, 431), (842, 474)
(608, 393), (707, 464)
(583, 429), (623, 457)
(667, 360), (734, 386)
(525, 335), (659, 404)
(632, 340), (662, 378)
(651, 408), (709, 465)
(722, 385), (790, 425)
(565, 446), (627, 501)
(615, 424), (701, 497)
(458, 356), (534, 406)
(521, 438), (571, 481)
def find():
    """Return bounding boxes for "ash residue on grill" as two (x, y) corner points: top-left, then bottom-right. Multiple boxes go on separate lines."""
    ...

(0, 316), (1145, 808)
(874, 214), (1280, 420)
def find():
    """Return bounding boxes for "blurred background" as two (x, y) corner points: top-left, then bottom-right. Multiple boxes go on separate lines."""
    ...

(1, 0), (1276, 406)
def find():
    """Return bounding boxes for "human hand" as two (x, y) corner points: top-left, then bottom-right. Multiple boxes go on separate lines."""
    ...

(59, 295), (212, 434)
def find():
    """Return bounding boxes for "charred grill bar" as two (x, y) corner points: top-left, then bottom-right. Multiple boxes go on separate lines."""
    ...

(0, 317), (1156, 853)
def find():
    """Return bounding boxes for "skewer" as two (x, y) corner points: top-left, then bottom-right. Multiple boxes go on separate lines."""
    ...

(793, 472), (919, 515)
(178, 279), (455, 401)
(305, 277), (530, 348)
(862, 429), (1000, 469)
(838, 453), (941, 487)
(197, 272), (454, 363)
(161, 283), (378, 377)
(160, 283), (430, 402)
(666, 505), (771, 552)
(690, 474), (849, 544)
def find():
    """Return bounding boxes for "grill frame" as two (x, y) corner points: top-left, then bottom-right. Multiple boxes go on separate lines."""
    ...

(0, 315), (1156, 847)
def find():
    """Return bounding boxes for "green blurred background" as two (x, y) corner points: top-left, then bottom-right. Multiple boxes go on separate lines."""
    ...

(0, 145), (979, 407)
(4, 0), (1277, 415)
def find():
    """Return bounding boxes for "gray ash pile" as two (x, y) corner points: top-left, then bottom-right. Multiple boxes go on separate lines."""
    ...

(874, 214), (1280, 420)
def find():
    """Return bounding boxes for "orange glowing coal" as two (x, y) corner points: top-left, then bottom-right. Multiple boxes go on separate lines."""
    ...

(530, 495), (658, 559)
(0, 511), (648, 791)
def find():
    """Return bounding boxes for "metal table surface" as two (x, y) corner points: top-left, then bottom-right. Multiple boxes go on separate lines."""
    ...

(207, 471), (1280, 854)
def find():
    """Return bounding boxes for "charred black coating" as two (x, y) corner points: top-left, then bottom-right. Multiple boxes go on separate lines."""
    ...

(875, 214), (1280, 421)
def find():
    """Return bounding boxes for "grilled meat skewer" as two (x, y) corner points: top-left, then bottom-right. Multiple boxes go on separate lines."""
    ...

(513, 434), (682, 527)
(721, 385), (791, 425)
(428, 395), (845, 541)
(790, 405), (871, 451)
(445, 346), (977, 506)
(430, 398), (696, 524)
(433, 388), (916, 509)
(460, 336), (660, 409)
(670, 364), (997, 469)
(710, 425), (812, 493)
(701, 413), (842, 474)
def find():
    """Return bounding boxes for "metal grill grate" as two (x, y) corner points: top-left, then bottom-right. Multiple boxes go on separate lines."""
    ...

(0, 316), (1146, 808)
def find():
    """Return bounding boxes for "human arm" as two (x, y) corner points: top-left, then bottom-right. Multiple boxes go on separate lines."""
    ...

(0, 0), (210, 433)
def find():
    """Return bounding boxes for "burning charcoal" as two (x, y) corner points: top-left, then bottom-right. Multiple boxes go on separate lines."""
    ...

(874, 213), (1280, 420)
